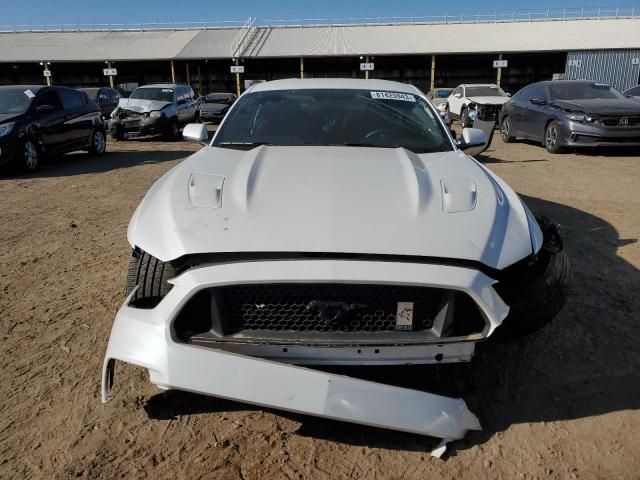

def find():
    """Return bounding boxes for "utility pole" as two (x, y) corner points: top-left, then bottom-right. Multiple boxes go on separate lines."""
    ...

(496, 53), (503, 86)
(235, 58), (241, 97)
(430, 55), (436, 91)
(365, 55), (370, 80)
(300, 57), (304, 79)
(170, 60), (176, 83)
(107, 61), (114, 88)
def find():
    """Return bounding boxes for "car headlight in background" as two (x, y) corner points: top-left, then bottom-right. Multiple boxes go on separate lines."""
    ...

(0, 122), (15, 137)
(436, 103), (446, 111)
(149, 111), (164, 118)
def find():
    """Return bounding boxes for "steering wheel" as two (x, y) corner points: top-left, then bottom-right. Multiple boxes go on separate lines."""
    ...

(363, 128), (395, 140)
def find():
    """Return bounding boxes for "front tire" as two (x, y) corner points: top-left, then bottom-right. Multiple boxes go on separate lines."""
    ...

(500, 116), (515, 143)
(89, 129), (107, 155)
(126, 250), (176, 308)
(544, 122), (564, 154)
(22, 140), (39, 172)
(460, 107), (471, 128)
(163, 119), (180, 141)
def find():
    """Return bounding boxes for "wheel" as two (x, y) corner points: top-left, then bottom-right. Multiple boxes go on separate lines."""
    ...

(544, 122), (564, 153)
(22, 140), (39, 172)
(89, 129), (107, 155)
(492, 219), (570, 340)
(163, 119), (180, 141)
(460, 107), (471, 128)
(110, 125), (125, 141)
(500, 116), (515, 143)
(126, 250), (176, 308)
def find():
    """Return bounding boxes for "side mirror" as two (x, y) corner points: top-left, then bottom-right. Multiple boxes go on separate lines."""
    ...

(458, 127), (489, 157)
(454, 93), (462, 98)
(530, 98), (547, 106)
(506, 92), (512, 97)
(36, 104), (56, 114)
(183, 123), (209, 143)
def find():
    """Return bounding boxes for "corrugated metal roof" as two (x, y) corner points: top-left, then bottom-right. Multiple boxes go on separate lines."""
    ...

(0, 30), (200, 62)
(0, 19), (638, 62)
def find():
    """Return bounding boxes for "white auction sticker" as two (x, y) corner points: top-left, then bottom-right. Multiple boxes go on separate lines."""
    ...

(395, 302), (414, 330)
(24, 89), (35, 98)
(370, 91), (415, 102)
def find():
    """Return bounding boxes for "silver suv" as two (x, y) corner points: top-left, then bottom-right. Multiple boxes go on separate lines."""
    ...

(109, 84), (198, 140)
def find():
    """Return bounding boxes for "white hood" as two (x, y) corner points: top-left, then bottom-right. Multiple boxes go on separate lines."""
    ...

(467, 96), (510, 106)
(117, 97), (172, 113)
(128, 146), (535, 270)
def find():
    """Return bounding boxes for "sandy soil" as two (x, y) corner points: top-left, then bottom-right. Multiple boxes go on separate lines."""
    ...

(1, 132), (639, 479)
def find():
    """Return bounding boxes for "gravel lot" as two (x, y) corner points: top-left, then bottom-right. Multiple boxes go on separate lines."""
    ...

(1, 130), (639, 479)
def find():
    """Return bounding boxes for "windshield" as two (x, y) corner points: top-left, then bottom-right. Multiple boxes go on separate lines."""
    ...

(548, 82), (625, 100)
(80, 88), (100, 100)
(205, 93), (234, 104)
(130, 87), (174, 102)
(435, 89), (453, 98)
(213, 89), (452, 154)
(0, 89), (34, 115)
(465, 86), (506, 97)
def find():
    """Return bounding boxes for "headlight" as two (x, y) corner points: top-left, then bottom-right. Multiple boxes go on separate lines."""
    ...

(149, 111), (163, 118)
(0, 122), (15, 137)
(566, 111), (599, 124)
(436, 103), (446, 111)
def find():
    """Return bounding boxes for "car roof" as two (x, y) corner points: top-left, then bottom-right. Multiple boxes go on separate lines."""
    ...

(137, 83), (180, 89)
(248, 78), (421, 95)
(538, 80), (612, 86)
(460, 84), (500, 88)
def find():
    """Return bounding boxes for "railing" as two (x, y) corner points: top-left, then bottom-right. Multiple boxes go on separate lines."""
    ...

(262, 7), (638, 27)
(0, 7), (637, 33)
(230, 17), (255, 57)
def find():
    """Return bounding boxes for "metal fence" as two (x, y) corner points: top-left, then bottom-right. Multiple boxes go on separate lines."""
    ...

(565, 50), (640, 92)
(0, 6), (637, 33)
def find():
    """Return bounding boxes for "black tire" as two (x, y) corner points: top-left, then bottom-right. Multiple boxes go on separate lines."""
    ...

(88, 129), (107, 155)
(163, 118), (180, 141)
(493, 235), (570, 340)
(460, 107), (471, 128)
(20, 139), (39, 173)
(544, 121), (565, 154)
(126, 250), (176, 308)
(500, 116), (515, 143)
(110, 125), (125, 141)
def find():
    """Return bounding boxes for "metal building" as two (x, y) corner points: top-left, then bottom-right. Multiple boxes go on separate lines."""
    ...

(565, 50), (640, 91)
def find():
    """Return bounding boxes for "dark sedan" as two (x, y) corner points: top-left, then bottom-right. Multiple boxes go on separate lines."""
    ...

(79, 87), (121, 119)
(0, 85), (106, 172)
(499, 80), (640, 153)
(197, 92), (236, 124)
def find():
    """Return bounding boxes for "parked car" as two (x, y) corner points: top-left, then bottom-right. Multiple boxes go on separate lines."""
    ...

(0, 85), (106, 172)
(79, 87), (121, 119)
(624, 85), (640, 99)
(446, 84), (510, 127)
(197, 92), (236, 124)
(500, 80), (640, 153)
(102, 79), (568, 417)
(426, 88), (453, 118)
(109, 83), (197, 140)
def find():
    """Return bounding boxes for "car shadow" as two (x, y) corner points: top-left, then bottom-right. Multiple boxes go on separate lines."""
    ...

(143, 194), (640, 455)
(0, 148), (194, 179)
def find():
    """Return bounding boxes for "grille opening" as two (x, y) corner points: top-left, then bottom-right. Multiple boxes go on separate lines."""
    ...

(173, 283), (486, 345)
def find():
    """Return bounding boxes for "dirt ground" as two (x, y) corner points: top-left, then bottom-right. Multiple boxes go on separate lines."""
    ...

(1, 130), (639, 480)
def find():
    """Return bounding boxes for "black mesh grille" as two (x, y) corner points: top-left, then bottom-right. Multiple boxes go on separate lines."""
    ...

(217, 284), (442, 334)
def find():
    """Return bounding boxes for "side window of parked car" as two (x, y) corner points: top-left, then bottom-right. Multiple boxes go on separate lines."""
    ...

(519, 85), (547, 103)
(111, 89), (121, 101)
(175, 87), (185, 104)
(452, 87), (462, 97)
(58, 88), (86, 110)
(35, 90), (62, 112)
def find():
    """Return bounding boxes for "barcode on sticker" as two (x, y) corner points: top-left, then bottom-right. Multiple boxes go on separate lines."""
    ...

(371, 91), (415, 102)
(395, 302), (414, 330)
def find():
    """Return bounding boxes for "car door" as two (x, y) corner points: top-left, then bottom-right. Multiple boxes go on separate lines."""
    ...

(175, 87), (189, 125)
(448, 86), (464, 116)
(520, 84), (550, 141)
(185, 86), (198, 122)
(32, 89), (67, 153)
(56, 87), (94, 148)
(509, 87), (531, 137)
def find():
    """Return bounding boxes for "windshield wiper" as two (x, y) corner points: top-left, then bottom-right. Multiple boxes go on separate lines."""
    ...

(216, 141), (274, 150)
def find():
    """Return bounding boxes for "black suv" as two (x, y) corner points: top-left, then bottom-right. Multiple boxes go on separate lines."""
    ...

(79, 87), (122, 119)
(0, 85), (106, 172)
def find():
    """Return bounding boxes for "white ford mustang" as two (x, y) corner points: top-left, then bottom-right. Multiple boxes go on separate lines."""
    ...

(102, 79), (568, 440)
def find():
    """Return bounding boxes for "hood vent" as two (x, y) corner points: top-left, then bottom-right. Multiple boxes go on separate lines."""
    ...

(188, 173), (225, 208)
(440, 177), (477, 213)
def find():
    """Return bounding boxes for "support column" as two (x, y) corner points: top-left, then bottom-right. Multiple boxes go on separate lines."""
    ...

(365, 55), (369, 80)
(197, 64), (202, 96)
(185, 62), (190, 86)
(496, 53), (503, 86)
(430, 54), (436, 91)
(107, 61), (115, 88)
(170, 60), (176, 83)
(300, 57), (304, 79)
(235, 58), (241, 97)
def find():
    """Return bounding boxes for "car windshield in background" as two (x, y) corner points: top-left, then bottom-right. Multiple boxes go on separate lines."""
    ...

(466, 86), (506, 97)
(0, 89), (34, 114)
(436, 89), (453, 98)
(130, 88), (174, 102)
(213, 89), (452, 154)
(548, 82), (625, 100)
